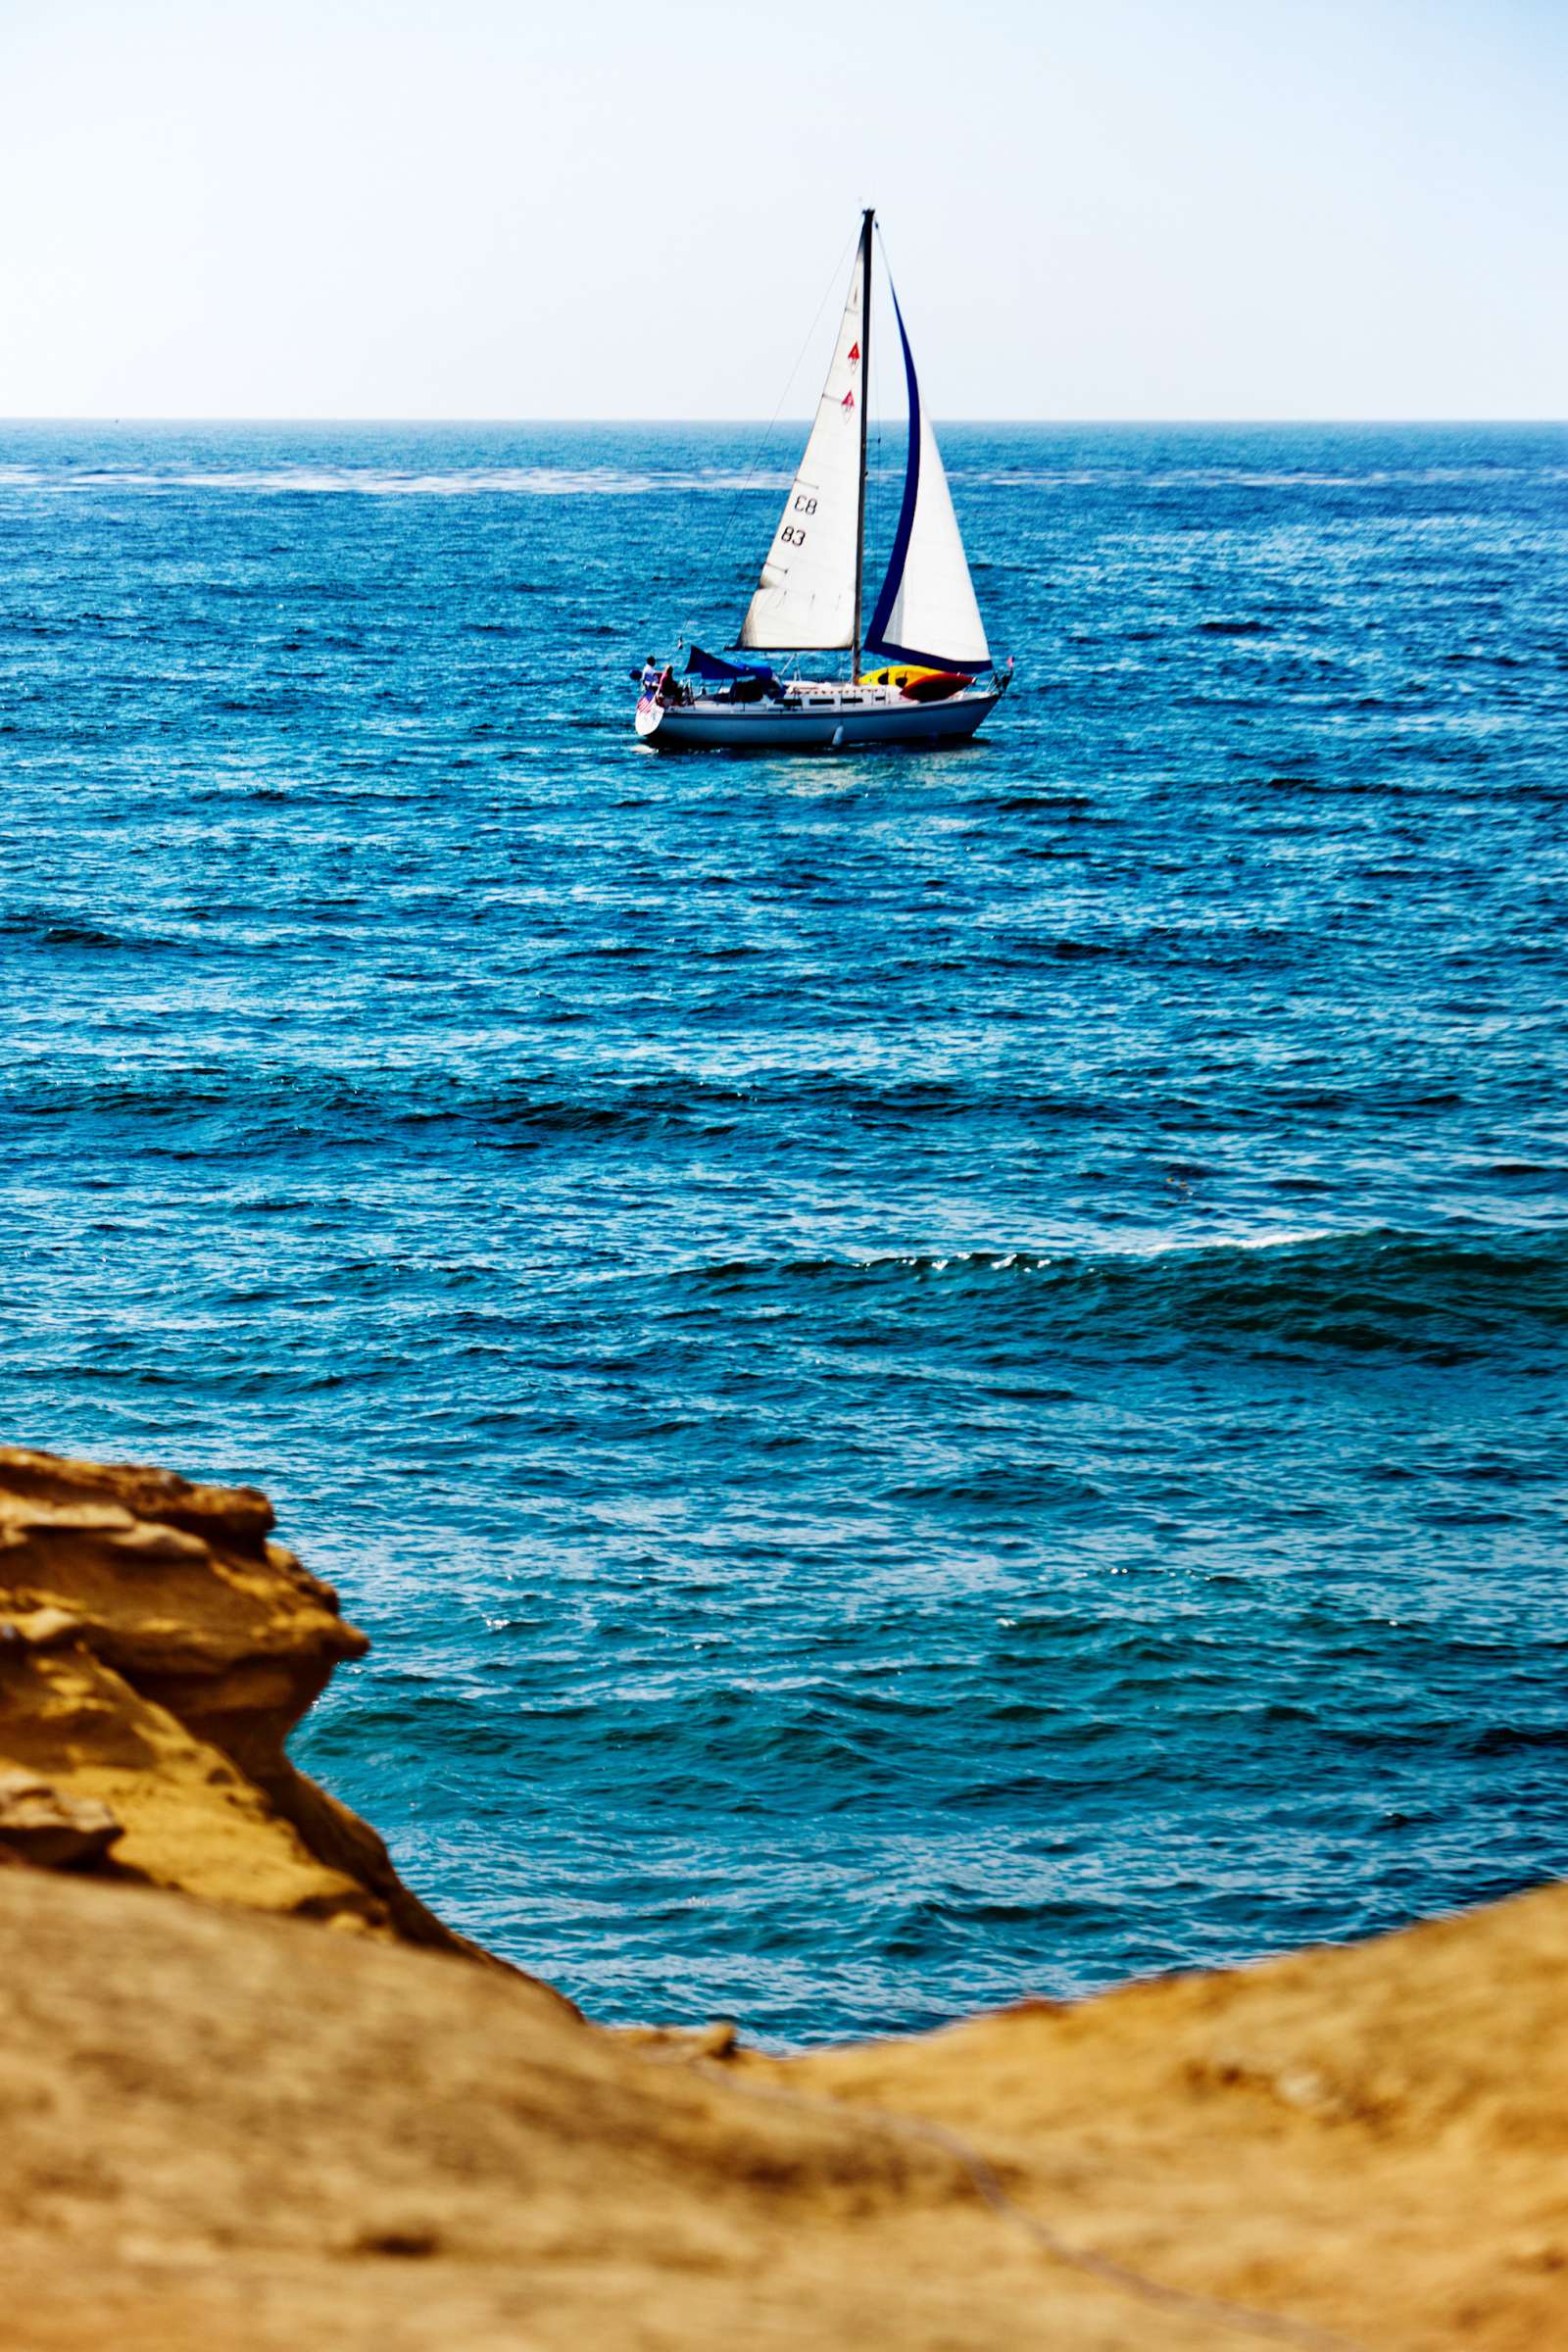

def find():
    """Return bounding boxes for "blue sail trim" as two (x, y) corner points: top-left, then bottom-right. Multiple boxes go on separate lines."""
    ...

(862, 283), (986, 677)
(863, 283), (920, 660)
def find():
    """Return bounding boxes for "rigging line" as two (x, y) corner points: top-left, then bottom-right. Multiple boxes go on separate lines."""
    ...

(689, 225), (858, 625)
(693, 2060), (1368, 2352)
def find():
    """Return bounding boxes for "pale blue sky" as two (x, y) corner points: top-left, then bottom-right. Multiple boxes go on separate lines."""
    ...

(2, 0), (1563, 418)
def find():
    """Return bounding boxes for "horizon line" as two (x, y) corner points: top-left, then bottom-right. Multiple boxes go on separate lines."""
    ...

(3, 415), (1565, 431)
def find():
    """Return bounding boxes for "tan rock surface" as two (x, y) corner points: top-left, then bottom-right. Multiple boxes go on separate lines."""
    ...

(0, 1763), (121, 1867)
(1, 1446), (1565, 2349)
(4, 1863), (1567, 2349)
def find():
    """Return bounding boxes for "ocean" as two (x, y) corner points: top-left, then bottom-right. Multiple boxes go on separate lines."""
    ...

(1, 418), (1564, 2044)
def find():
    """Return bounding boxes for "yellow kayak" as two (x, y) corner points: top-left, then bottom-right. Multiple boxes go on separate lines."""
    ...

(861, 664), (969, 703)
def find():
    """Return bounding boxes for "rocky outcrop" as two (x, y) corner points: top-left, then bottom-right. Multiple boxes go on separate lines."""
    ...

(0, 1445), (525, 1969)
(3, 1444), (1566, 2349)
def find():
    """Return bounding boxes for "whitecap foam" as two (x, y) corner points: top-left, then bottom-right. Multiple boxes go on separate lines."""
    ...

(0, 463), (791, 498)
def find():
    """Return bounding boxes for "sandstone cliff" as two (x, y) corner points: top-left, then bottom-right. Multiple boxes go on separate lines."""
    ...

(0, 1444), (542, 1974)
(2, 1446), (1565, 2350)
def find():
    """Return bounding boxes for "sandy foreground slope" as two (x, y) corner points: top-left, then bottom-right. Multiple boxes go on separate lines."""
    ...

(2, 1446), (1565, 2351)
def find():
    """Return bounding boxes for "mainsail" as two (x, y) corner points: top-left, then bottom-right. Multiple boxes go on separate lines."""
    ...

(863, 283), (991, 674)
(739, 245), (867, 652)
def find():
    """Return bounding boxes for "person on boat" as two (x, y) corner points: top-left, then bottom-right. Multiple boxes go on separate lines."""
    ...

(657, 663), (678, 706)
(639, 656), (661, 697)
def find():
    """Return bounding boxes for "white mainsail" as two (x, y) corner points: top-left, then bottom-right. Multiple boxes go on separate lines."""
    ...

(739, 243), (866, 652)
(863, 287), (991, 673)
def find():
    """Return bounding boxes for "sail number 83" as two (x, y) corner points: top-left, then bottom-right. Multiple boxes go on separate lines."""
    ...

(780, 492), (815, 550)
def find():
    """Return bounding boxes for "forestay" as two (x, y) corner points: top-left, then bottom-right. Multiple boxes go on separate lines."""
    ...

(864, 285), (992, 674)
(739, 250), (866, 652)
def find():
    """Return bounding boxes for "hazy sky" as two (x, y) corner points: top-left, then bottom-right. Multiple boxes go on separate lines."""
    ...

(2, 0), (1563, 419)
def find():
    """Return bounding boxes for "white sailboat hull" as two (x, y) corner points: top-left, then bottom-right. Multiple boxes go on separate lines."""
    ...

(635, 686), (1000, 753)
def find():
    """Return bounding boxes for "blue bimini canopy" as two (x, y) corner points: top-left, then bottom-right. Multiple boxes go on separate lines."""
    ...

(686, 643), (775, 684)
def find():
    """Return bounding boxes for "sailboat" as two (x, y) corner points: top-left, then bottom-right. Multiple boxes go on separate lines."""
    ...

(634, 208), (1009, 751)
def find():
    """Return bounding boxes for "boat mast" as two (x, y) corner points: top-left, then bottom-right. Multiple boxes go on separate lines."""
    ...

(851, 205), (874, 683)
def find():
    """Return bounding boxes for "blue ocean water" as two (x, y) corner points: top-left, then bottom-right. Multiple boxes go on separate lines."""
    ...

(1, 418), (1565, 2044)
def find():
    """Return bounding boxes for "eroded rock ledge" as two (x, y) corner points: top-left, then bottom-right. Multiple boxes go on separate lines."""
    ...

(0, 1444), (523, 1971)
(3, 1445), (1566, 2350)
